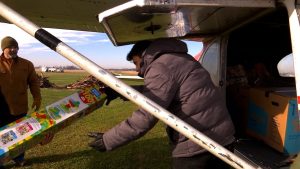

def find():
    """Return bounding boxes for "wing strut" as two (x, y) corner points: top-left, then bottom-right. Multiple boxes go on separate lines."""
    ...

(0, 1), (258, 169)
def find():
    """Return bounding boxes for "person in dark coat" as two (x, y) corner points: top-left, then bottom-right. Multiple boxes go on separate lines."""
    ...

(88, 38), (235, 169)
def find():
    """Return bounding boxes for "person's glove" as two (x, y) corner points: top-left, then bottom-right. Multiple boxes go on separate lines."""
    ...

(104, 87), (128, 105)
(104, 87), (120, 105)
(31, 99), (41, 111)
(88, 132), (106, 152)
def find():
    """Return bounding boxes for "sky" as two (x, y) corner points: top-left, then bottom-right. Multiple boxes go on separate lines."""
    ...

(0, 23), (203, 69)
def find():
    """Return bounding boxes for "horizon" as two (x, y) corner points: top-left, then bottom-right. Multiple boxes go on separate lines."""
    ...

(0, 23), (203, 69)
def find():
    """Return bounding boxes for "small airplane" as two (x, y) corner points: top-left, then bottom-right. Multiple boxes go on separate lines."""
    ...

(115, 75), (143, 79)
(41, 66), (64, 73)
(0, 0), (300, 168)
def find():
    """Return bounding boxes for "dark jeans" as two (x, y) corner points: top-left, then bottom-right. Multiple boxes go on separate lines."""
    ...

(0, 112), (26, 167)
(172, 143), (235, 169)
(0, 112), (25, 127)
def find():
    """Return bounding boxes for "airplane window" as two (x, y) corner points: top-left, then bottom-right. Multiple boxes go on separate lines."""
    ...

(199, 39), (221, 87)
(184, 40), (203, 57)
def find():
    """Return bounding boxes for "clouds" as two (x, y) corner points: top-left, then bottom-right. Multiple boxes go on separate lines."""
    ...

(0, 23), (109, 50)
(0, 23), (123, 67)
(0, 23), (37, 47)
(0, 23), (202, 68)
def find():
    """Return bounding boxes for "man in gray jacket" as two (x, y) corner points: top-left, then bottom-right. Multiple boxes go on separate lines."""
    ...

(89, 38), (235, 169)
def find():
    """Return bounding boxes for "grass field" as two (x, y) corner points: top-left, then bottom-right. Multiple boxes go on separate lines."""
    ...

(5, 72), (171, 169)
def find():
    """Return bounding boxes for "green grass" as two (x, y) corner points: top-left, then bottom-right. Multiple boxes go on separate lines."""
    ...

(39, 72), (90, 87)
(5, 72), (171, 169)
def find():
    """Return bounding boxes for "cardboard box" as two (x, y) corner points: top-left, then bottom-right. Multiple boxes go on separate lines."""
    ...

(246, 87), (300, 155)
(0, 84), (106, 163)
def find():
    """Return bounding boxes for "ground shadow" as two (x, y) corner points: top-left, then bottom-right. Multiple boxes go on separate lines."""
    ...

(4, 137), (171, 169)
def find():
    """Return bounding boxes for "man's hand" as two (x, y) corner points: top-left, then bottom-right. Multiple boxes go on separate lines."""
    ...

(104, 87), (128, 105)
(88, 132), (106, 152)
(31, 99), (41, 111)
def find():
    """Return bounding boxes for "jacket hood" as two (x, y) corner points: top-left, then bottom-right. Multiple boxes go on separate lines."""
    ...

(139, 38), (188, 76)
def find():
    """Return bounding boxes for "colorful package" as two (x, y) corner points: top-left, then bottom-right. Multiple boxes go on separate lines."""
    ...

(0, 84), (106, 163)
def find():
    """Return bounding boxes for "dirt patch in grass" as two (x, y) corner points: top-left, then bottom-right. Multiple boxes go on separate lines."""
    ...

(112, 70), (138, 75)
(36, 69), (138, 76)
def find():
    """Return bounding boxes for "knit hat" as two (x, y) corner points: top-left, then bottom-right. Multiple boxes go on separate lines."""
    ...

(1, 36), (18, 51)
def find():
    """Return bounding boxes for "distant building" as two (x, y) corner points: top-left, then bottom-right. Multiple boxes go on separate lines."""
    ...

(48, 67), (57, 72)
(41, 66), (64, 73)
(41, 66), (48, 72)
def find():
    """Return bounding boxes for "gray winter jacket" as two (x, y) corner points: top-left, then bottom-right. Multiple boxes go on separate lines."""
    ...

(103, 38), (235, 157)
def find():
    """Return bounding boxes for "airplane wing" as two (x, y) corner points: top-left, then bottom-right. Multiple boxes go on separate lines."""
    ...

(0, 0), (127, 33)
(0, 0), (275, 46)
(115, 75), (143, 80)
(111, 72), (143, 80)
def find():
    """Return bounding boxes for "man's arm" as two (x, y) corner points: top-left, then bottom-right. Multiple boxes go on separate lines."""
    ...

(102, 63), (178, 151)
(27, 61), (41, 111)
(131, 85), (144, 92)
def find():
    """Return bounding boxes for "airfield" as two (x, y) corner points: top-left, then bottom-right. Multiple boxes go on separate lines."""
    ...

(4, 70), (170, 169)
(36, 69), (138, 75)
